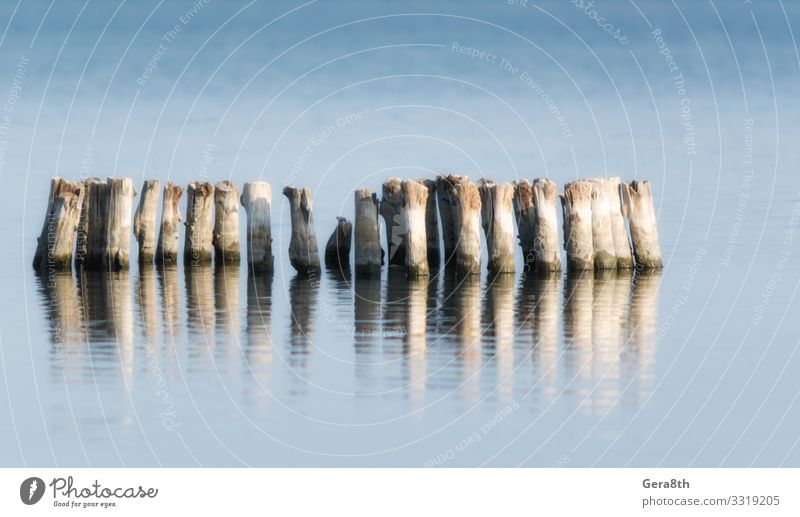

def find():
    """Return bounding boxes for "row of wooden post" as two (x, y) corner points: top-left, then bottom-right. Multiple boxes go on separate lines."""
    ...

(32, 175), (662, 275)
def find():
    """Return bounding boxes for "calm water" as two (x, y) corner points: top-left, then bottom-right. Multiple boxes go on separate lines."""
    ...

(2, 0), (800, 466)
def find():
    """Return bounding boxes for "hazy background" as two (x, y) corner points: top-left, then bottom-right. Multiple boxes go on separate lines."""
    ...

(1, 0), (799, 466)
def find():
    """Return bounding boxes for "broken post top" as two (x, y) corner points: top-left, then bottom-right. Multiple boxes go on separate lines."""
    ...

(241, 181), (271, 205)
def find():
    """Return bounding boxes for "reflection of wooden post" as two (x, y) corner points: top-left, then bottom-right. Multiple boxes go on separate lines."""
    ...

(452, 180), (482, 276)
(402, 180), (429, 277)
(478, 179), (515, 274)
(608, 177), (633, 269)
(135, 265), (159, 340)
(419, 179), (440, 269)
(213, 180), (240, 264)
(404, 276), (428, 404)
(245, 272), (273, 387)
(157, 264), (180, 339)
(133, 179), (160, 263)
(184, 181), (215, 265)
(532, 178), (562, 271)
(240, 181), (273, 272)
(324, 217), (352, 271)
(380, 177), (405, 267)
(590, 178), (616, 270)
(155, 182), (183, 264)
(185, 264), (214, 340)
(283, 186), (320, 274)
(75, 178), (104, 268)
(33, 177), (84, 270)
(563, 272), (593, 411)
(354, 188), (382, 275)
(455, 274), (481, 400)
(561, 180), (594, 271)
(485, 273), (515, 401)
(105, 177), (136, 270)
(214, 264), (241, 361)
(513, 179), (536, 269)
(622, 180), (662, 269)
(436, 174), (468, 268)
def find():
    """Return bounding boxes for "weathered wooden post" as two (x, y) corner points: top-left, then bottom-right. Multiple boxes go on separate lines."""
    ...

(380, 177), (405, 268)
(75, 178), (104, 267)
(213, 180), (240, 264)
(513, 179), (536, 269)
(451, 179), (482, 276)
(81, 179), (110, 268)
(419, 179), (440, 269)
(354, 188), (382, 275)
(608, 177), (633, 269)
(478, 179), (515, 275)
(133, 179), (160, 263)
(402, 179), (429, 277)
(590, 178), (616, 270)
(184, 181), (214, 265)
(283, 186), (320, 274)
(622, 180), (662, 269)
(240, 181), (273, 272)
(33, 177), (84, 270)
(532, 178), (562, 272)
(436, 174), (468, 268)
(560, 180), (594, 271)
(325, 217), (352, 271)
(105, 177), (136, 270)
(155, 182), (183, 264)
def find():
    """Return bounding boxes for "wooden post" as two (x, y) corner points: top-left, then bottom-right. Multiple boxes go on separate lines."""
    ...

(451, 179), (482, 276)
(133, 179), (160, 263)
(283, 186), (320, 275)
(354, 188), (382, 275)
(608, 177), (633, 268)
(590, 178), (616, 270)
(75, 178), (104, 267)
(105, 177), (136, 270)
(155, 182), (183, 264)
(402, 179), (429, 277)
(213, 180), (241, 264)
(419, 179), (440, 269)
(33, 177), (84, 271)
(560, 180), (594, 271)
(478, 179), (515, 275)
(380, 177), (405, 267)
(81, 179), (110, 268)
(531, 178), (561, 271)
(436, 174), (469, 268)
(513, 179), (537, 270)
(240, 181), (273, 272)
(622, 180), (662, 269)
(184, 181), (214, 265)
(325, 216), (352, 271)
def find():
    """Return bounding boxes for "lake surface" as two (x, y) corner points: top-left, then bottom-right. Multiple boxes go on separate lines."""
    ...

(2, 0), (800, 466)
